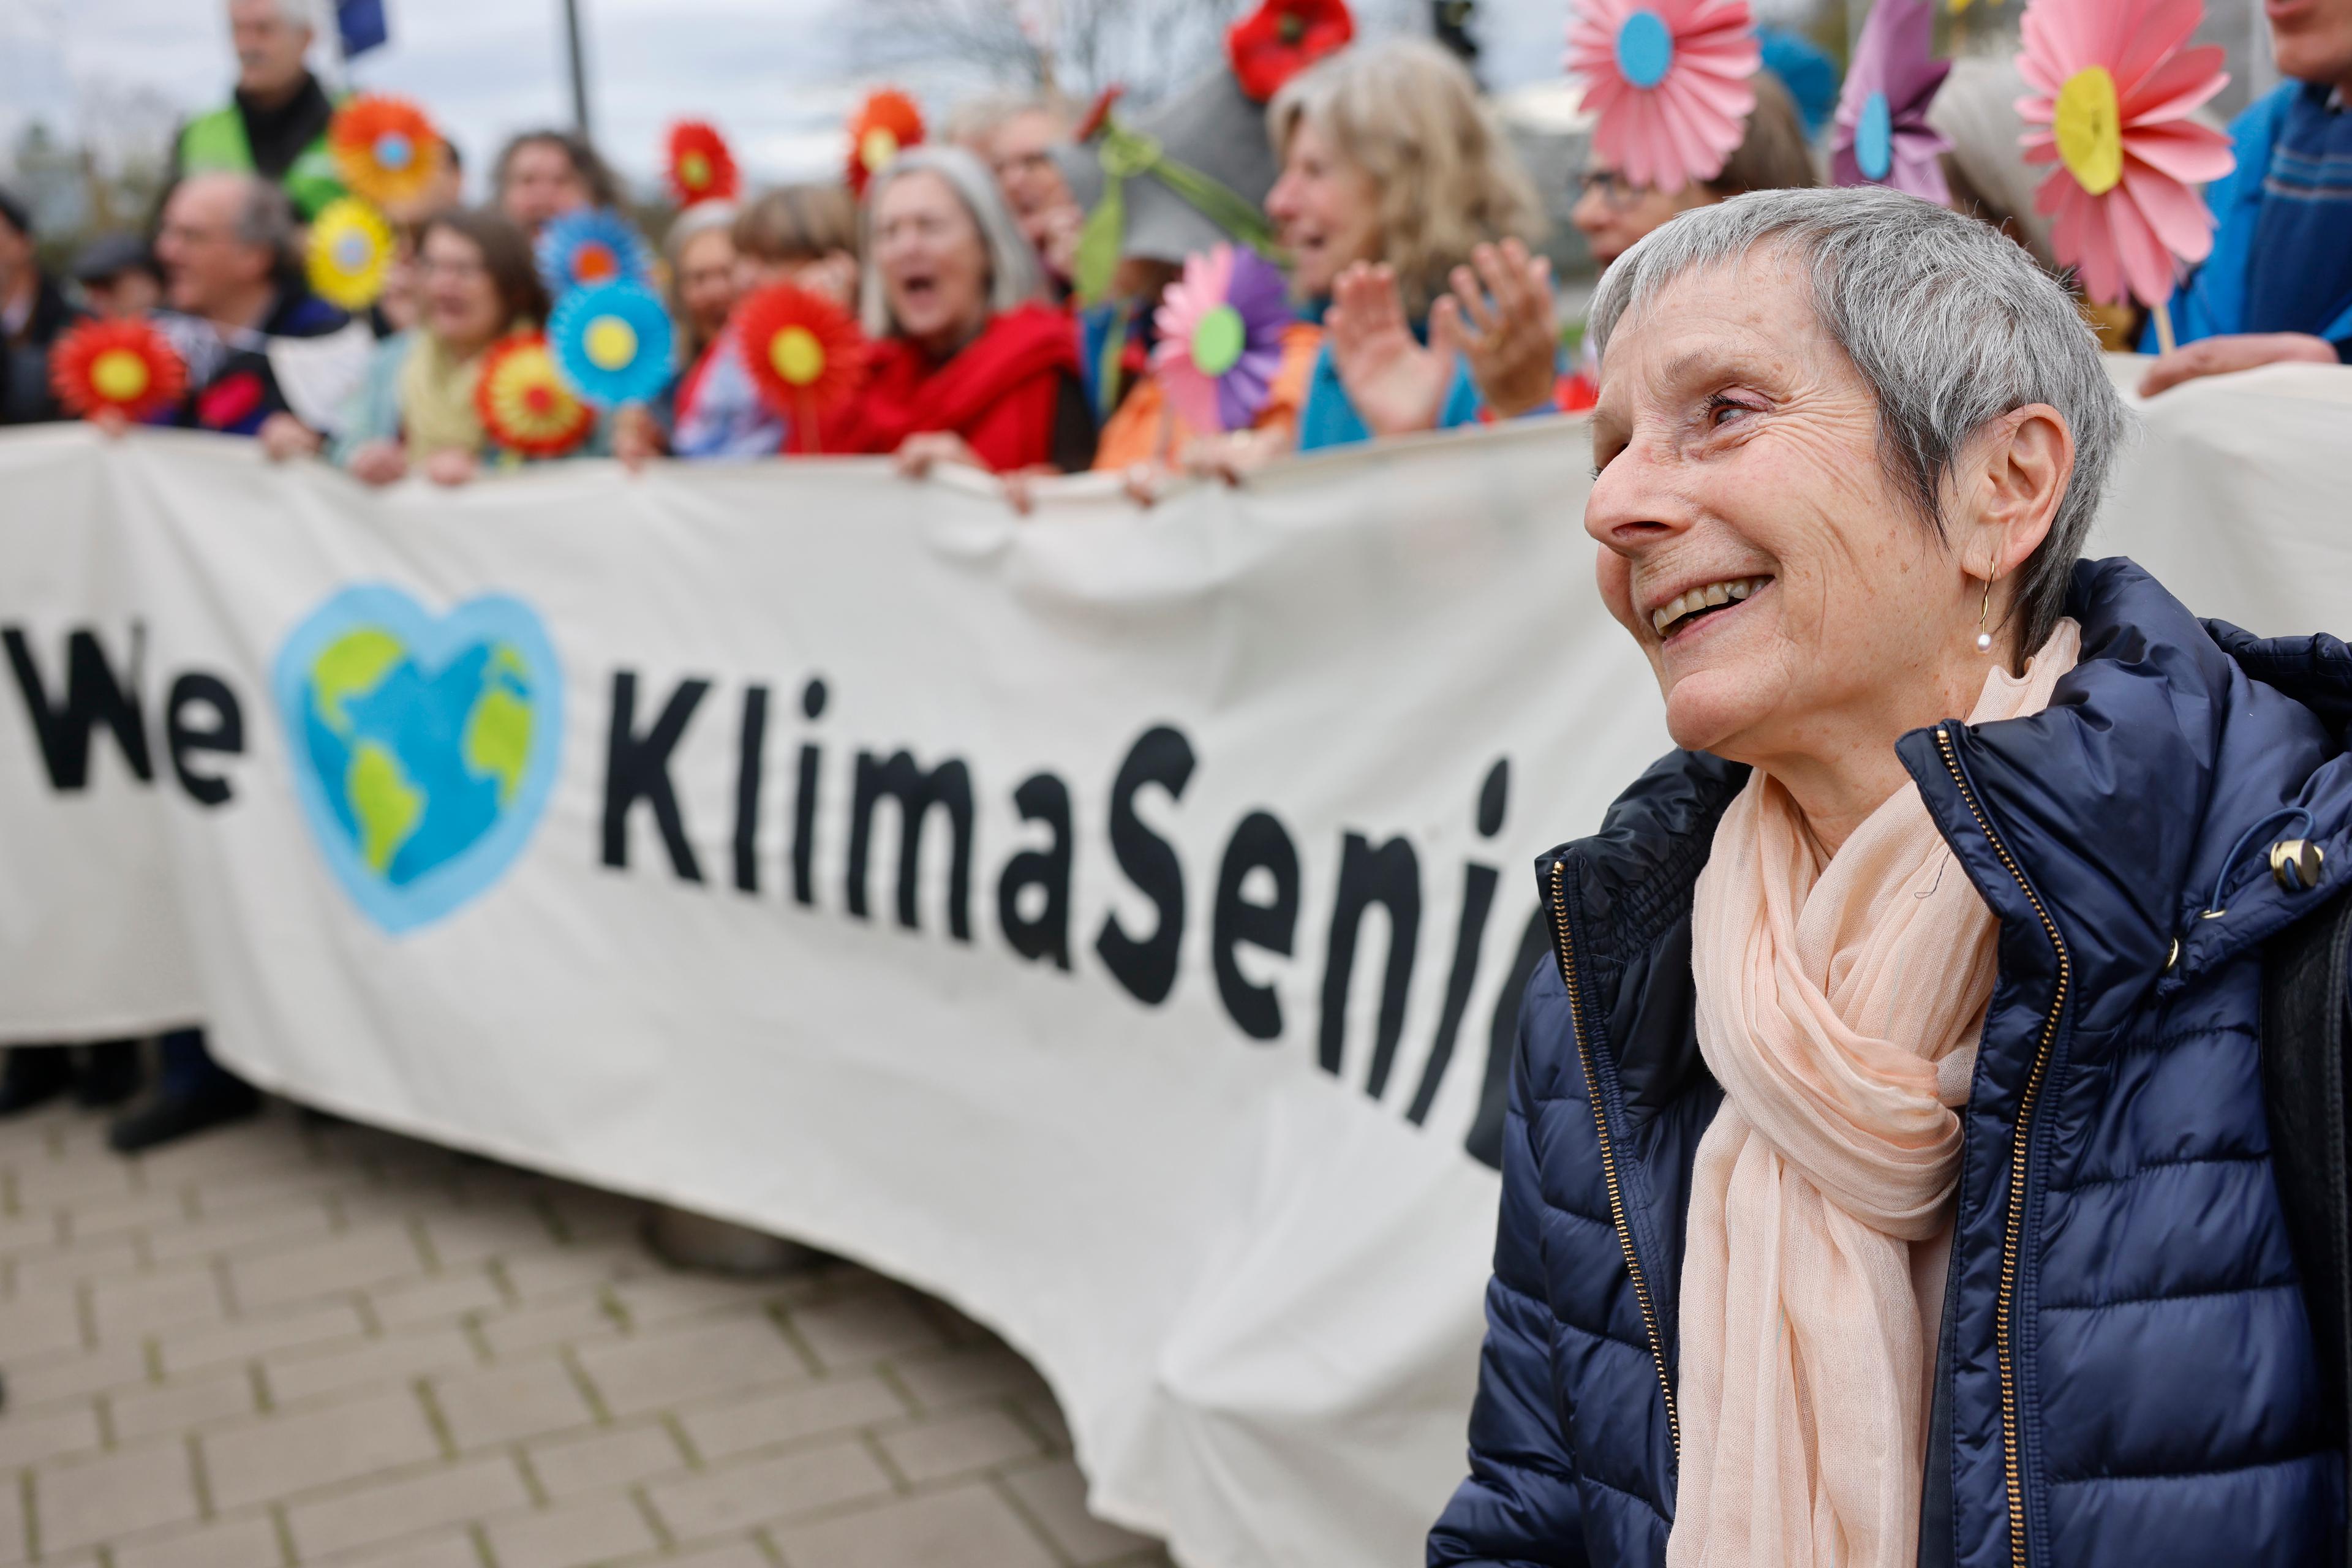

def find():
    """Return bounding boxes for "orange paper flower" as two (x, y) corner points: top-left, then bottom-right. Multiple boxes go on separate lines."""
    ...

(329, 94), (445, 208)
(845, 89), (925, 196)
(475, 333), (595, 458)
(50, 318), (186, 423)
(734, 282), (869, 450)
(666, 121), (741, 207)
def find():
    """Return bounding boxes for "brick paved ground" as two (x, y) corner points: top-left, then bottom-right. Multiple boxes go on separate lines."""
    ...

(0, 1096), (1175, 1568)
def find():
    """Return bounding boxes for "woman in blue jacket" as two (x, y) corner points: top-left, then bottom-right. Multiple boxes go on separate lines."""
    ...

(1431, 187), (2348, 1568)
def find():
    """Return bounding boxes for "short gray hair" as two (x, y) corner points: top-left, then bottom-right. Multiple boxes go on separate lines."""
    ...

(230, 0), (317, 28)
(1589, 186), (2130, 654)
(858, 146), (1047, 340)
(230, 176), (298, 263)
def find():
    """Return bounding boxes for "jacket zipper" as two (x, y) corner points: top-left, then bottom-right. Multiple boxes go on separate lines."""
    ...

(1547, 858), (1681, 1457)
(1934, 726), (2070, 1568)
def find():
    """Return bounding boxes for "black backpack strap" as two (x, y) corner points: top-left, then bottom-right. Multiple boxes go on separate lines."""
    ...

(2263, 884), (2352, 1555)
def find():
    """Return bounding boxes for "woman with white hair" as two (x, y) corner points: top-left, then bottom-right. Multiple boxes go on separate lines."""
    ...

(831, 146), (1095, 475)
(172, 0), (345, 222)
(1430, 186), (2348, 1567)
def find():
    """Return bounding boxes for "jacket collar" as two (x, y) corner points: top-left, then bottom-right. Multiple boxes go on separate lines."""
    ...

(1900, 556), (2352, 1022)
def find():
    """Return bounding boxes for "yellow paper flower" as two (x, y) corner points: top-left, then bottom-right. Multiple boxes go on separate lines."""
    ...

(307, 199), (396, 310)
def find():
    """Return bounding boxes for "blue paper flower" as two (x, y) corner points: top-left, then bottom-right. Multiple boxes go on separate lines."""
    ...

(535, 208), (653, 298)
(548, 281), (676, 408)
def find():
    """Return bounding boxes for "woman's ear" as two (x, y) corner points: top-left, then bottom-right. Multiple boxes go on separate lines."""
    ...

(1967, 403), (2074, 579)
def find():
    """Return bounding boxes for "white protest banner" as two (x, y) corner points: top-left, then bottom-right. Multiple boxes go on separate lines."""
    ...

(0, 415), (1668, 1568)
(0, 360), (2343, 1567)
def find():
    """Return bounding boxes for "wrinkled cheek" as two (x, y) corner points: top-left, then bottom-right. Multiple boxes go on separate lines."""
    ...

(1592, 548), (1638, 631)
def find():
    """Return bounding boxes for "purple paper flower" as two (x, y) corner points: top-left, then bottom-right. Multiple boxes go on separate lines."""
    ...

(1831, 0), (1953, 202)
(1153, 245), (1292, 434)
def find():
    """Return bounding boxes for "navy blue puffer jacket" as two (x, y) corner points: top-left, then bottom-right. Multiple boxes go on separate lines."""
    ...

(1430, 559), (2352, 1568)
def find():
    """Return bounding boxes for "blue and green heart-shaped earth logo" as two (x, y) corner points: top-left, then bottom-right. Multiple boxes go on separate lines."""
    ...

(273, 586), (564, 933)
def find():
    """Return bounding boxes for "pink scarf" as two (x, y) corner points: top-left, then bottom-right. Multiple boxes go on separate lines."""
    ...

(1667, 621), (2080, 1568)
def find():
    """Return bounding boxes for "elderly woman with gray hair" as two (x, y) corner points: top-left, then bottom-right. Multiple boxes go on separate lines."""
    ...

(1431, 186), (2352, 1568)
(829, 146), (1095, 475)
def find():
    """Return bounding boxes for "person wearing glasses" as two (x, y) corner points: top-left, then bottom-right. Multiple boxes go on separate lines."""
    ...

(1555, 70), (1817, 412)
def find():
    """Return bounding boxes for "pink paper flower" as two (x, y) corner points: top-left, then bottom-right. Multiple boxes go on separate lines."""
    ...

(1153, 245), (1291, 435)
(1565, 0), (1760, 194)
(2016, 0), (2234, 307)
(1831, 0), (1951, 202)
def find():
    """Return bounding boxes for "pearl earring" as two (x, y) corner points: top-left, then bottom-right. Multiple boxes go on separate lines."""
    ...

(1975, 567), (1995, 653)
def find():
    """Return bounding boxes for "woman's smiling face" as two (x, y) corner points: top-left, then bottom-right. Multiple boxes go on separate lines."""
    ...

(1266, 121), (1382, 300)
(1585, 251), (1966, 769)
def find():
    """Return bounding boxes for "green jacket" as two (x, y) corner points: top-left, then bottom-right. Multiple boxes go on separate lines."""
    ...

(176, 87), (345, 221)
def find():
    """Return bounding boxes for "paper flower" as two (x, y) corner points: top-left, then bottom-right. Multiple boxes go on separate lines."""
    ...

(535, 208), (654, 298)
(2016, 0), (2234, 307)
(328, 94), (444, 208)
(50, 318), (186, 423)
(1565, 0), (1760, 194)
(476, 333), (595, 458)
(1227, 0), (1356, 104)
(735, 282), (868, 448)
(1151, 245), (1291, 434)
(846, 89), (924, 197)
(550, 281), (677, 408)
(307, 198), (396, 310)
(666, 121), (741, 207)
(1831, 0), (1952, 200)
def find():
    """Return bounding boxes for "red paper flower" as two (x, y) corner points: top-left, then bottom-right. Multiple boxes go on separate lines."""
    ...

(329, 94), (445, 208)
(845, 89), (925, 196)
(50, 318), (186, 423)
(666, 121), (741, 207)
(734, 283), (869, 450)
(1227, 0), (1355, 104)
(475, 333), (595, 458)
(1074, 86), (1125, 144)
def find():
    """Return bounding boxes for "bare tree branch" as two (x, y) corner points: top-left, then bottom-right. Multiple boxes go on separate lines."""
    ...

(842, 0), (1246, 108)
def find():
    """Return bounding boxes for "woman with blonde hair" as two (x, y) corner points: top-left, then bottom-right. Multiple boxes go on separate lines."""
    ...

(1261, 37), (1551, 450)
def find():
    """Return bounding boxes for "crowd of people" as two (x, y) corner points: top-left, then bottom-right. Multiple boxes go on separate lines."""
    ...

(1, 0), (2348, 1147)
(7, 0), (2348, 491)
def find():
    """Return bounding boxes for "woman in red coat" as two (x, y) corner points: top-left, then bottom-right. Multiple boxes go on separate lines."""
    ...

(832, 146), (1095, 475)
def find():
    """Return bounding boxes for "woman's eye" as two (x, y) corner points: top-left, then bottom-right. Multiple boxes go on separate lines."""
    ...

(1705, 396), (1755, 428)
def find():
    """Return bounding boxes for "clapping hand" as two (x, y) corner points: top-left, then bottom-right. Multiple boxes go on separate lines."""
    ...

(1434, 239), (1559, 420)
(1324, 262), (1453, 437)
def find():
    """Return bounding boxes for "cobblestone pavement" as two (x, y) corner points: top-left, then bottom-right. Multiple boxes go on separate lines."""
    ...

(0, 1096), (1175, 1568)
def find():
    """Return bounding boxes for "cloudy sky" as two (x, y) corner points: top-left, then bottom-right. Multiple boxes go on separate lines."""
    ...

(0, 0), (1713, 190)
(2, 0), (870, 188)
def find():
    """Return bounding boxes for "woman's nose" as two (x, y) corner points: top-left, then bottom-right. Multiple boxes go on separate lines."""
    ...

(1583, 437), (1681, 551)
